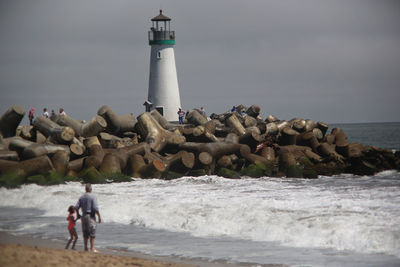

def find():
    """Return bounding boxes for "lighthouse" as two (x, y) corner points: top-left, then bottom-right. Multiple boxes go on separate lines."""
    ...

(145, 10), (181, 122)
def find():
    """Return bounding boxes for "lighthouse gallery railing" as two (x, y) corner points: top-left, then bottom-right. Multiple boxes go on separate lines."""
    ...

(148, 30), (175, 41)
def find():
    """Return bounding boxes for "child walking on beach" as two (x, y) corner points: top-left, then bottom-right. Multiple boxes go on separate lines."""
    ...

(65, 205), (78, 249)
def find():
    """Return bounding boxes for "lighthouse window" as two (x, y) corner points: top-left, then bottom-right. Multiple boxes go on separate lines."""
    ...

(157, 51), (161, 59)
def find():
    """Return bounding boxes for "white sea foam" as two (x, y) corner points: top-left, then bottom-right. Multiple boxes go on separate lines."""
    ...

(1, 173), (400, 258)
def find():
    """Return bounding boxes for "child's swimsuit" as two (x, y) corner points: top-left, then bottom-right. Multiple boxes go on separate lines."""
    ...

(68, 214), (76, 231)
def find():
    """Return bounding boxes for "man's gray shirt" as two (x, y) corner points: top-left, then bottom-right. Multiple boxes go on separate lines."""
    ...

(75, 193), (99, 216)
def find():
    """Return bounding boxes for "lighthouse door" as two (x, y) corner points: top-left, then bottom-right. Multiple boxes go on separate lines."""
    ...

(155, 106), (164, 116)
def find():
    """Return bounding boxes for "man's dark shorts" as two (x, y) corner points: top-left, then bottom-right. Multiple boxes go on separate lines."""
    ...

(81, 214), (96, 238)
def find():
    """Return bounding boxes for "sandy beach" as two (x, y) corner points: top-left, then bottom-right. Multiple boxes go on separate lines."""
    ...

(0, 243), (194, 267)
(0, 232), (195, 267)
(0, 232), (281, 267)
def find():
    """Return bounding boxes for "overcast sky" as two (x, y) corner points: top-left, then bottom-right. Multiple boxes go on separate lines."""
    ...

(1, 0), (399, 124)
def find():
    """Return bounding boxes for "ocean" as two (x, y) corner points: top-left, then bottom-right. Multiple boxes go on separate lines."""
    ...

(0, 122), (399, 267)
(330, 122), (400, 151)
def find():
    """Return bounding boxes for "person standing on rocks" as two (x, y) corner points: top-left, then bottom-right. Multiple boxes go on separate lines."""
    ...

(59, 108), (66, 116)
(75, 183), (102, 252)
(28, 108), (35, 125)
(199, 107), (206, 116)
(42, 108), (49, 118)
(177, 108), (185, 124)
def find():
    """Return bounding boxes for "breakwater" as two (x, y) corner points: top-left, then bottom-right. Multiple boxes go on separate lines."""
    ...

(0, 104), (399, 187)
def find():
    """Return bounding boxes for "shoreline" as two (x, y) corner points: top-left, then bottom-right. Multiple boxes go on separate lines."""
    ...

(0, 231), (282, 267)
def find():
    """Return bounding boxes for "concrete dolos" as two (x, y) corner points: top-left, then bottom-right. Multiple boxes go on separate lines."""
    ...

(33, 116), (75, 144)
(0, 103), (399, 186)
(0, 106), (26, 138)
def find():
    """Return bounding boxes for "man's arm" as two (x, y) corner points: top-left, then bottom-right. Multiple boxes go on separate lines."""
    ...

(75, 209), (81, 219)
(75, 199), (81, 219)
(95, 211), (101, 223)
(92, 197), (100, 223)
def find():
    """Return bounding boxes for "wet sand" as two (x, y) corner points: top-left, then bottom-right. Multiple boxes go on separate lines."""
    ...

(0, 232), (285, 267)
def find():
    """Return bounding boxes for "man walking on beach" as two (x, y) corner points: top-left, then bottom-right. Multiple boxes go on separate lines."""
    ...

(75, 183), (101, 252)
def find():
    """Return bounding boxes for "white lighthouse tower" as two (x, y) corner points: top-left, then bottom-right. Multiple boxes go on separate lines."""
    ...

(145, 10), (181, 122)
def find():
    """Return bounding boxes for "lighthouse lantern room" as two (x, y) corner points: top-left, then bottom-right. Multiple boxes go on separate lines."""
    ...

(146, 10), (181, 122)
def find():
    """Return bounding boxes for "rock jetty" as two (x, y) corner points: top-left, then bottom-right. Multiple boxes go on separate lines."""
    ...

(0, 104), (399, 187)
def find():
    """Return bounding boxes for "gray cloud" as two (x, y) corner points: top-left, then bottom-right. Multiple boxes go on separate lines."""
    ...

(1, 0), (399, 124)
